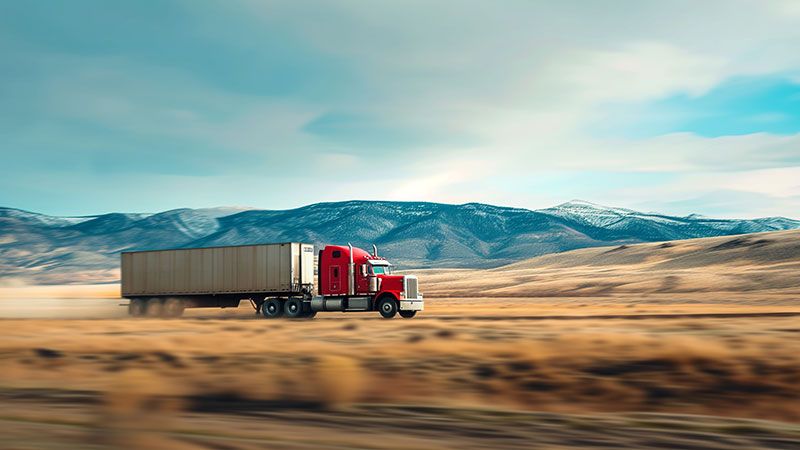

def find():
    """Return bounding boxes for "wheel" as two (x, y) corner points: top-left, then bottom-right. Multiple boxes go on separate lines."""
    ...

(163, 298), (185, 318)
(301, 302), (317, 319)
(129, 298), (146, 317)
(145, 298), (164, 317)
(284, 298), (304, 319)
(399, 310), (417, 319)
(377, 297), (398, 319)
(262, 298), (284, 318)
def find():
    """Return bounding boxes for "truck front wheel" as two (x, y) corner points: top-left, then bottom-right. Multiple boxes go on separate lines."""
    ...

(377, 297), (398, 319)
(262, 298), (284, 319)
(399, 310), (417, 319)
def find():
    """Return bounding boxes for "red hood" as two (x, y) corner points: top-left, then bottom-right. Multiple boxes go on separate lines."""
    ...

(378, 274), (405, 291)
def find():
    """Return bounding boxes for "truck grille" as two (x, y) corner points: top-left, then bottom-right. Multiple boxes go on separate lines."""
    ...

(404, 276), (419, 299)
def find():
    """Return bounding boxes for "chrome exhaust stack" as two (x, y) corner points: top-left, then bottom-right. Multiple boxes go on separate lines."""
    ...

(372, 244), (378, 257)
(347, 243), (355, 296)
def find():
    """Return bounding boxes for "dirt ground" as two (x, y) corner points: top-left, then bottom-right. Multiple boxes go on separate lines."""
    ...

(1, 295), (800, 449)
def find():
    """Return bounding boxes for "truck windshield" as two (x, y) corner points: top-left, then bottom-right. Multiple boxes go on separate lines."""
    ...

(372, 265), (392, 275)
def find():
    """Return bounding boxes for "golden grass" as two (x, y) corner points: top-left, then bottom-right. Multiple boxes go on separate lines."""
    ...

(419, 230), (800, 298)
(1, 306), (799, 422)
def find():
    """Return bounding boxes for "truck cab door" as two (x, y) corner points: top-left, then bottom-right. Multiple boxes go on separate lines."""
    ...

(356, 264), (370, 294)
(329, 265), (341, 293)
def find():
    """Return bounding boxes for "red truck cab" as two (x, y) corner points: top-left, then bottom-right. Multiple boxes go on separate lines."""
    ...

(316, 244), (423, 318)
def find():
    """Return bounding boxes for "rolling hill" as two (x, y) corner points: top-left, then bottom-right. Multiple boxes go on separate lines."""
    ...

(1, 200), (798, 284)
(421, 229), (800, 298)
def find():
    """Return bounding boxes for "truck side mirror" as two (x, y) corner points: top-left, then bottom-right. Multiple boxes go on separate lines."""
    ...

(360, 265), (368, 277)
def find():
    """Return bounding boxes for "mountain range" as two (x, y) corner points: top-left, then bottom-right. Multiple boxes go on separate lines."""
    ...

(1, 200), (798, 285)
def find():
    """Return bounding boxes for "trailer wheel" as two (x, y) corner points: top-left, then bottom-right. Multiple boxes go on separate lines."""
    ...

(377, 297), (398, 319)
(163, 298), (185, 318)
(399, 310), (417, 319)
(145, 298), (163, 317)
(284, 298), (304, 319)
(129, 298), (146, 317)
(262, 298), (284, 319)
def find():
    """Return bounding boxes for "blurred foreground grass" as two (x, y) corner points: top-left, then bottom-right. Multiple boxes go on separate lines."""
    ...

(3, 395), (800, 449)
(1, 296), (800, 448)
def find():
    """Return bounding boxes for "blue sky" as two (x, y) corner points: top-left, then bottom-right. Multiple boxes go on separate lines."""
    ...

(596, 76), (800, 138)
(1, 1), (799, 218)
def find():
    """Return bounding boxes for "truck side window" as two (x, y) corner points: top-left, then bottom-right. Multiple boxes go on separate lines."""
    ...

(332, 250), (341, 258)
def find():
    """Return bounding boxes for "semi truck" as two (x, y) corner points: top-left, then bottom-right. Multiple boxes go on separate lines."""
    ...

(120, 242), (423, 319)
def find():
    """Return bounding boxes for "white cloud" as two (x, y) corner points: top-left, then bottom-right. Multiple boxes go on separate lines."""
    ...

(386, 156), (499, 203)
(704, 167), (800, 198)
(561, 133), (800, 172)
(557, 42), (726, 103)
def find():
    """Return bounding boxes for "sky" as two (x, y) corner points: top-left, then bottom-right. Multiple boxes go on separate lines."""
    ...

(1, 1), (799, 218)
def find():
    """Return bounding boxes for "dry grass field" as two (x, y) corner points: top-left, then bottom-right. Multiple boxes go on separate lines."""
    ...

(419, 229), (800, 298)
(1, 230), (799, 448)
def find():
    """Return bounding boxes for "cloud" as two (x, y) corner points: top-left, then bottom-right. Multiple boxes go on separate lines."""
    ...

(559, 132), (800, 172)
(386, 157), (499, 203)
(555, 42), (726, 103)
(696, 167), (800, 198)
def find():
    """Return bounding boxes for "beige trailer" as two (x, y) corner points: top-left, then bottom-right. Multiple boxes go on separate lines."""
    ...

(121, 242), (315, 317)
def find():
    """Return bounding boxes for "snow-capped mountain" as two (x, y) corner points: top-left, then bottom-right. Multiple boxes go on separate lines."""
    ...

(539, 200), (797, 240)
(1, 201), (798, 284)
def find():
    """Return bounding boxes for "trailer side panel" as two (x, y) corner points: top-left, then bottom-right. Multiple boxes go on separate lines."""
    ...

(121, 243), (314, 297)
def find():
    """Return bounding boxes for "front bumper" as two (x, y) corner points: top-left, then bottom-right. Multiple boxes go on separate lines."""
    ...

(399, 294), (424, 311)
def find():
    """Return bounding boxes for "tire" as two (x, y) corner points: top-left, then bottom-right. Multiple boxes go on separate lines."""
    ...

(129, 298), (146, 317)
(285, 298), (304, 319)
(377, 297), (398, 319)
(262, 298), (284, 319)
(163, 298), (185, 318)
(145, 298), (164, 317)
(301, 302), (317, 319)
(399, 310), (417, 319)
